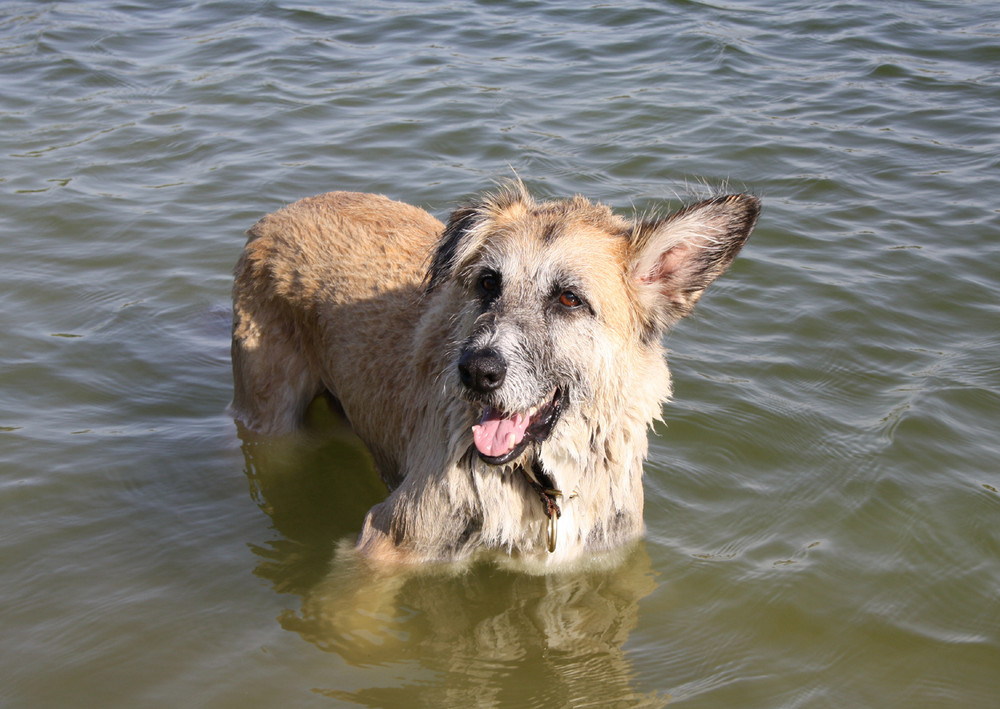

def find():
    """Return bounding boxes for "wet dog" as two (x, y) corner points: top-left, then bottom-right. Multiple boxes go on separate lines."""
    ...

(231, 182), (759, 564)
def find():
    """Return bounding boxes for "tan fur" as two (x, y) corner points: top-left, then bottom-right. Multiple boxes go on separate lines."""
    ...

(232, 182), (759, 565)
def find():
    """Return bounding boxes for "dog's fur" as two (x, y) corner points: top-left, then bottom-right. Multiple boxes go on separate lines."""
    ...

(231, 182), (759, 565)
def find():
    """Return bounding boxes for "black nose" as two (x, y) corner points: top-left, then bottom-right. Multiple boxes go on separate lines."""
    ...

(458, 347), (507, 394)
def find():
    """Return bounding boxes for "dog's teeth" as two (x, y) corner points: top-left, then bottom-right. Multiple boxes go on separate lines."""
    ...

(506, 432), (516, 448)
(528, 406), (538, 417)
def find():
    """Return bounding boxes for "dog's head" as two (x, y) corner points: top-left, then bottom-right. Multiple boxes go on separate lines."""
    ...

(427, 181), (760, 467)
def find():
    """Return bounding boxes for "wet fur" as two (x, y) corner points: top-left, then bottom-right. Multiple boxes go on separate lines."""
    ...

(231, 182), (759, 565)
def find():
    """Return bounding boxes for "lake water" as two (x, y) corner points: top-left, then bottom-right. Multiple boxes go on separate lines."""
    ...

(2, 1), (999, 706)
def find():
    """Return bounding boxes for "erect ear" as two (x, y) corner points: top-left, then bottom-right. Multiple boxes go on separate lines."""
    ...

(426, 205), (482, 292)
(426, 181), (534, 292)
(630, 193), (760, 329)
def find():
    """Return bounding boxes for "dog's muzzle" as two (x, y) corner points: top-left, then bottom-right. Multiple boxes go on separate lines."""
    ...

(458, 346), (566, 465)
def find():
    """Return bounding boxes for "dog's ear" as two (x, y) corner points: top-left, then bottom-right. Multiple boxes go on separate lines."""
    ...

(630, 194), (760, 328)
(427, 205), (481, 291)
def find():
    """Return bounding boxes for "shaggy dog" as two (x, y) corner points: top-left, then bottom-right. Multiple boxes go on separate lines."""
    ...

(232, 182), (759, 564)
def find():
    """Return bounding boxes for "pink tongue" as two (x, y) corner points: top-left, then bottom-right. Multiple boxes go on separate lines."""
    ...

(472, 406), (532, 458)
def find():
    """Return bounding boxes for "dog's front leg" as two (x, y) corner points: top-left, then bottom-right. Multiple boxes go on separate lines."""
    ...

(356, 471), (479, 565)
(356, 508), (414, 565)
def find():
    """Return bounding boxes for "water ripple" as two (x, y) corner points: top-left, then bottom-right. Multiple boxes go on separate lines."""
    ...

(2, 0), (1000, 706)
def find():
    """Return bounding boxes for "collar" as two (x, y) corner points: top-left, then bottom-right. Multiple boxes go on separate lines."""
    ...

(519, 460), (567, 553)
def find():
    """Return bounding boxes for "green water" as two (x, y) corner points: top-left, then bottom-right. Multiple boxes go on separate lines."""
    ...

(2, 1), (998, 707)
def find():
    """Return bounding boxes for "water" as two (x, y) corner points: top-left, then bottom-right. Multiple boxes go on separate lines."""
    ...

(2, 1), (998, 706)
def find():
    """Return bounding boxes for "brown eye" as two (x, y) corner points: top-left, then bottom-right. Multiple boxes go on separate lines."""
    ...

(559, 290), (582, 308)
(479, 273), (499, 294)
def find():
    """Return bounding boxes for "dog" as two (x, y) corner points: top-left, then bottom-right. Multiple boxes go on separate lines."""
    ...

(231, 181), (759, 565)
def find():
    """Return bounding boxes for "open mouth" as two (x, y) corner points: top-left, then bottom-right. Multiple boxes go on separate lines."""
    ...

(471, 387), (566, 466)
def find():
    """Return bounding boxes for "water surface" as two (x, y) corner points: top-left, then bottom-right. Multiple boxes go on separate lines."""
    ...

(2, 1), (999, 707)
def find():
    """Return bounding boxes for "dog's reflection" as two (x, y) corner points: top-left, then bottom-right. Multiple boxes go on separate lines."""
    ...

(241, 418), (667, 707)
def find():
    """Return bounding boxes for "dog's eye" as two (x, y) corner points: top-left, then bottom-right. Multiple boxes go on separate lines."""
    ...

(478, 272), (500, 295)
(558, 290), (583, 308)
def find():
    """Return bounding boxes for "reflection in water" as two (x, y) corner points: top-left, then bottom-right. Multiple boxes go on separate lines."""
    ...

(240, 413), (666, 708)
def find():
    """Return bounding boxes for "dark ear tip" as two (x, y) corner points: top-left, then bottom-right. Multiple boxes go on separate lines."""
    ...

(681, 192), (761, 221)
(724, 192), (761, 211)
(720, 193), (762, 231)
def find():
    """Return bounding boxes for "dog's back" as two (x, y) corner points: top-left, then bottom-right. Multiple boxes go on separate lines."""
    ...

(231, 192), (443, 481)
